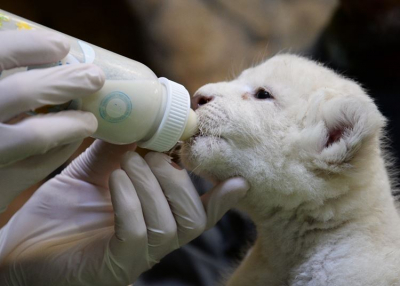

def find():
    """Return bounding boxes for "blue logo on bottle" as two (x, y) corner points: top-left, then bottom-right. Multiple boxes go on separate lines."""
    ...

(99, 91), (132, 123)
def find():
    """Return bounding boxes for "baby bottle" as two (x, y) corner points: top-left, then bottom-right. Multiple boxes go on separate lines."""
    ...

(0, 9), (198, 152)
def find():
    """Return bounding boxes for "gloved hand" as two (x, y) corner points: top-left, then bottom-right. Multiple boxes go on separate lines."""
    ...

(0, 140), (249, 286)
(0, 30), (105, 212)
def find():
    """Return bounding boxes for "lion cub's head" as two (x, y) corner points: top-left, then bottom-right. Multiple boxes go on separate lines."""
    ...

(181, 54), (386, 217)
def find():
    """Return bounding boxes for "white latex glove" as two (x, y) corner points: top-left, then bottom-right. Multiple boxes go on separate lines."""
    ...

(0, 140), (249, 286)
(0, 30), (105, 212)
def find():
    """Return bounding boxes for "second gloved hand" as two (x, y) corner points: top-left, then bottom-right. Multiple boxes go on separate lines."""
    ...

(0, 140), (249, 286)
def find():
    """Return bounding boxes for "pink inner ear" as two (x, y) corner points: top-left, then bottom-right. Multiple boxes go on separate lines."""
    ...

(326, 127), (344, 147)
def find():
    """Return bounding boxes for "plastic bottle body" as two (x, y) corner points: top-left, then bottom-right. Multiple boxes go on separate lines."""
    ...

(0, 9), (198, 151)
(83, 80), (167, 145)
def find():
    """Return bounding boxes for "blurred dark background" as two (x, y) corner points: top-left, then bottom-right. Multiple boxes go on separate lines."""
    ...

(1, 0), (400, 285)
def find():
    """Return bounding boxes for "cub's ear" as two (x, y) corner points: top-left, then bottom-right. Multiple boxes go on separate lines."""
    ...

(298, 88), (386, 172)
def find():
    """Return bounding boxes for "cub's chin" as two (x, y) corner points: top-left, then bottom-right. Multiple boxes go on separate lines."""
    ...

(180, 135), (234, 183)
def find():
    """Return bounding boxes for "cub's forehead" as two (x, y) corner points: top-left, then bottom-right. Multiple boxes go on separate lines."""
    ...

(239, 54), (329, 82)
(236, 54), (348, 98)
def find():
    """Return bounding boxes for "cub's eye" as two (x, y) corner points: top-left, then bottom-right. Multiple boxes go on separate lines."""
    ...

(254, 88), (273, 100)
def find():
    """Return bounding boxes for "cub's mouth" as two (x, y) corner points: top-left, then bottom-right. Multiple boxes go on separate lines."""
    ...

(181, 104), (231, 163)
(188, 129), (227, 143)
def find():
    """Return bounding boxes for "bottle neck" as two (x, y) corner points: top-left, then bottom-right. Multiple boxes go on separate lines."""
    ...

(137, 77), (192, 152)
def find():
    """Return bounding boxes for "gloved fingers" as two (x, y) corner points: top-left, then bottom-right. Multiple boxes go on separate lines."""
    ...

(200, 177), (250, 230)
(144, 152), (207, 246)
(0, 111), (97, 167)
(0, 30), (70, 71)
(108, 169), (149, 265)
(0, 63), (105, 122)
(0, 140), (82, 211)
(62, 140), (137, 188)
(121, 152), (179, 263)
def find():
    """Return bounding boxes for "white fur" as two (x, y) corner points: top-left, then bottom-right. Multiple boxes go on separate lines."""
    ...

(180, 55), (400, 286)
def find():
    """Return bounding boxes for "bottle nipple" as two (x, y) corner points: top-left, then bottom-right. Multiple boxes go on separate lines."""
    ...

(179, 109), (198, 141)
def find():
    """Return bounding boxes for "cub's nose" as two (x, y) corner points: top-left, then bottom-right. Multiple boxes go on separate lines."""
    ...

(192, 94), (215, 110)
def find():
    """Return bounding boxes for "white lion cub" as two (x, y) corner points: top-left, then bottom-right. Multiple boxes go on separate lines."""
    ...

(181, 54), (400, 286)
